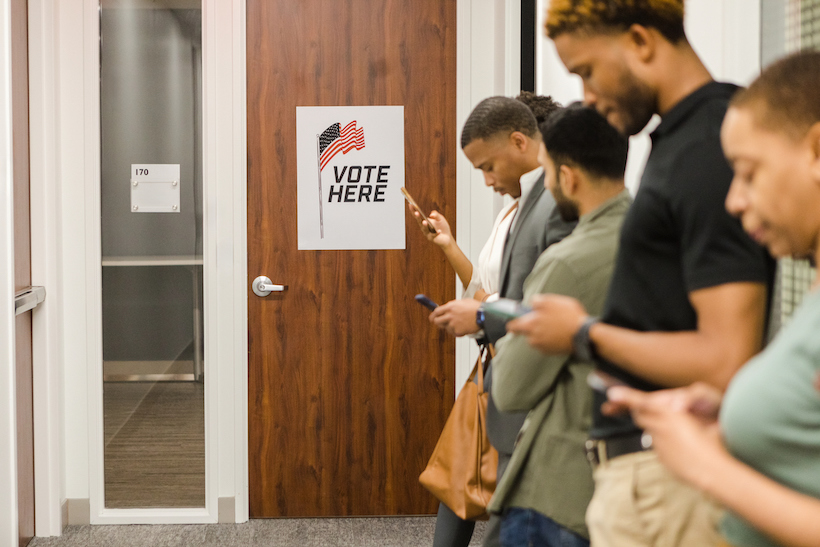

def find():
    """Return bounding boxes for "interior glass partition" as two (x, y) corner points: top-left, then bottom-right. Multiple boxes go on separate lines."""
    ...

(100, 0), (204, 508)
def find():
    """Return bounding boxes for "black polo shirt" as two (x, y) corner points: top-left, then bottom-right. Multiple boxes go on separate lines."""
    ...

(591, 81), (775, 439)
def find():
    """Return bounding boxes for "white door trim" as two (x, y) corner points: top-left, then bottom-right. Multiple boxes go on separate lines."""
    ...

(204, 0), (248, 524)
(83, 0), (246, 524)
(27, 0), (67, 535)
(29, 0), (247, 526)
(23, 0), (240, 526)
(1, 0), (21, 542)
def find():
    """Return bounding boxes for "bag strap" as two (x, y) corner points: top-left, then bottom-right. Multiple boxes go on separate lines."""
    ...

(473, 343), (494, 393)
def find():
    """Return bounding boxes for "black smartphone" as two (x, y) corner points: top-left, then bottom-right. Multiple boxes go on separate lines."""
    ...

(482, 298), (532, 322)
(414, 294), (438, 310)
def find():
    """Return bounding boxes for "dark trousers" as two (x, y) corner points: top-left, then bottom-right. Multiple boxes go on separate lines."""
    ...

(433, 502), (475, 547)
(500, 508), (589, 547)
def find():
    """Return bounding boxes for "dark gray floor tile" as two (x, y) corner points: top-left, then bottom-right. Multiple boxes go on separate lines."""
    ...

(202, 522), (254, 545)
(250, 518), (301, 546)
(26, 516), (487, 546)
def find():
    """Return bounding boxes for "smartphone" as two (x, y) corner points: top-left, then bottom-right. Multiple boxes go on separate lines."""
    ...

(482, 298), (532, 322)
(401, 187), (437, 234)
(586, 370), (627, 393)
(415, 294), (439, 310)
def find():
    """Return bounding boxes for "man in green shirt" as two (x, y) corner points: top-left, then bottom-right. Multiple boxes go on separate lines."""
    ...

(488, 105), (630, 547)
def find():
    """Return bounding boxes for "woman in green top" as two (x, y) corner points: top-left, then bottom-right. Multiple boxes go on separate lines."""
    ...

(605, 51), (820, 547)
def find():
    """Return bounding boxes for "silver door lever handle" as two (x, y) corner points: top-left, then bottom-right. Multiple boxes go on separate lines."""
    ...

(253, 276), (288, 297)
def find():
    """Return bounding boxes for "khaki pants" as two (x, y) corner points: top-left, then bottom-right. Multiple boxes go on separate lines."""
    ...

(586, 450), (724, 547)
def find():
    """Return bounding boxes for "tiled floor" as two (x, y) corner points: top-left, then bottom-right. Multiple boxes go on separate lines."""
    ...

(29, 517), (486, 546)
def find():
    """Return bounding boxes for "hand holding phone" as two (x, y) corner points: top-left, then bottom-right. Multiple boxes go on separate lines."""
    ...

(401, 187), (437, 235)
(415, 294), (439, 310)
(482, 298), (532, 322)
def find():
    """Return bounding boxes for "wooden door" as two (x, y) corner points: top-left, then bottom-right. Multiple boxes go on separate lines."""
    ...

(11, 0), (35, 544)
(247, 1), (457, 517)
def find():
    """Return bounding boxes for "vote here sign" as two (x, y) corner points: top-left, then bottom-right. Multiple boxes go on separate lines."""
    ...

(296, 106), (406, 250)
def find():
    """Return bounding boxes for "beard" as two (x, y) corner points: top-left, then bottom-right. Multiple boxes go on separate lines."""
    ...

(611, 69), (657, 136)
(551, 182), (580, 222)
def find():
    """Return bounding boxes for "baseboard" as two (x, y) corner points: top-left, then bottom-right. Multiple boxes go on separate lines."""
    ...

(67, 498), (90, 526)
(218, 497), (235, 523)
(61, 499), (68, 531)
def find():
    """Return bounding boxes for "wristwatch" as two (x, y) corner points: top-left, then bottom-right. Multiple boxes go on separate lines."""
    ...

(573, 316), (599, 361)
(476, 307), (486, 330)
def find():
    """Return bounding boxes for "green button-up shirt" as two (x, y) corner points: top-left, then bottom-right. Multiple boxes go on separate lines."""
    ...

(487, 189), (631, 538)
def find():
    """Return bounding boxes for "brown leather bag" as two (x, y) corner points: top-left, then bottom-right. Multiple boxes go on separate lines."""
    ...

(419, 345), (498, 520)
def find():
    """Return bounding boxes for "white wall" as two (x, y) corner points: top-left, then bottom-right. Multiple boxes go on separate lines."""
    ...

(28, 0), (66, 535)
(204, 0), (248, 523)
(58, 0), (93, 510)
(687, 0), (761, 86)
(1, 0), (21, 543)
(535, 0), (762, 194)
(455, 0), (523, 388)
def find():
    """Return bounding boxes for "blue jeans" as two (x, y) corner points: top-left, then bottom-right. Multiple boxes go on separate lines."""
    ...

(500, 508), (589, 547)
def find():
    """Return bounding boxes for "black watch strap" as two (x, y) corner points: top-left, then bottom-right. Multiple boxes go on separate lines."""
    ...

(573, 316), (599, 361)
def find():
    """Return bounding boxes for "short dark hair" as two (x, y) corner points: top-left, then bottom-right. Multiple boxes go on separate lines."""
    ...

(540, 103), (628, 181)
(545, 0), (686, 44)
(515, 91), (562, 125)
(461, 96), (541, 149)
(732, 51), (820, 141)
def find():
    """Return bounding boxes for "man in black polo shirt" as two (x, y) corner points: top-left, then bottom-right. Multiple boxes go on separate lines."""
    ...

(507, 2), (774, 546)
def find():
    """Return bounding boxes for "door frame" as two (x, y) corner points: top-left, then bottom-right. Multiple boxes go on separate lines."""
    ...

(2, 1), (21, 544)
(25, 0), (248, 527)
(74, 0), (244, 524)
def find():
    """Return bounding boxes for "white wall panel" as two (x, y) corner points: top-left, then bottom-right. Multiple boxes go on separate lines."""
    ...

(0, 0), (20, 542)
(455, 0), (522, 389)
(28, 0), (67, 535)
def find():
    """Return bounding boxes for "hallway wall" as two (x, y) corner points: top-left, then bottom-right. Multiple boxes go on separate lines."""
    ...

(1, 0), (21, 543)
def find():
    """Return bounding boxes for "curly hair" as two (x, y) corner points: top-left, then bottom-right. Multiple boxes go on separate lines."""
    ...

(545, 0), (685, 43)
(515, 91), (562, 125)
(460, 96), (541, 149)
(731, 51), (820, 141)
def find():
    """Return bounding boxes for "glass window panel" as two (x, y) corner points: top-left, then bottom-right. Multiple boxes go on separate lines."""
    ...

(100, 0), (204, 509)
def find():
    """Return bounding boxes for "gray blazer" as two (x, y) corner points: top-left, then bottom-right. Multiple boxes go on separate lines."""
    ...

(484, 174), (575, 341)
(483, 173), (576, 457)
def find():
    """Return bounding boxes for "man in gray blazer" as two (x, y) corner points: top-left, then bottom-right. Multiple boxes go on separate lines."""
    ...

(429, 96), (575, 547)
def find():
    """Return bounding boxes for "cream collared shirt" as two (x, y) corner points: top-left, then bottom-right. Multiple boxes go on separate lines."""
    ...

(464, 166), (544, 304)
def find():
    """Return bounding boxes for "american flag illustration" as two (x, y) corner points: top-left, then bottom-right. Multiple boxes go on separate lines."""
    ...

(315, 120), (366, 238)
(318, 121), (366, 171)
